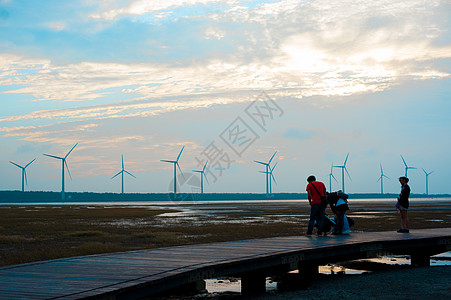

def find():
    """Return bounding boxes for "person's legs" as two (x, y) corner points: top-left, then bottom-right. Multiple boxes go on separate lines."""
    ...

(306, 206), (316, 235)
(307, 204), (323, 235)
(316, 205), (325, 235)
(400, 210), (409, 230)
(335, 210), (345, 234)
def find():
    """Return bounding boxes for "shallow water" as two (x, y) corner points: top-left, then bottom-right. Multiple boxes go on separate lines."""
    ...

(205, 252), (451, 294)
(2, 197), (451, 206)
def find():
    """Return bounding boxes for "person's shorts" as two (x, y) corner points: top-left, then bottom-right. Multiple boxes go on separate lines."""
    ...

(395, 201), (408, 211)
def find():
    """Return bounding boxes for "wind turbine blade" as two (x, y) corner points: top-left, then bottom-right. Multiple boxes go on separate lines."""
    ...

(268, 151), (277, 164)
(344, 153), (349, 166)
(43, 154), (63, 160)
(377, 176), (381, 182)
(25, 158), (36, 168)
(9, 161), (23, 168)
(24, 170), (28, 186)
(111, 171), (122, 179)
(203, 172), (209, 184)
(203, 161), (208, 172)
(176, 162), (185, 179)
(331, 174), (338, 182)
(161, 160), (176, 163)
(400, 155), (407, 167)
(254, 160), (267, 166)
(65, 143), (78, 159)
(122, 155), (124, 170)
(380, 163), (383, 173)
(176, 146), (184, 162)
(330, 162), (334, 172)
(383, 175), (390, 179)
(271, 162), (278, 172)
(409, 167), (417, 170)
(345, 167), (352, 181)
(429, 171), (434, 175)
(65, 160), (72, 180)
(124, 170), (136, 178)
(271, 172), (277, 185)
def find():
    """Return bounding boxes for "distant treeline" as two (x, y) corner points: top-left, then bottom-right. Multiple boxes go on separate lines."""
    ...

(0, 191), (449, 203)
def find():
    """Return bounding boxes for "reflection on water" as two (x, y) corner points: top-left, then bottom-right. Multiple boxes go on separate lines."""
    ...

(3, 197), (450, 206)
(205, 252), (451, 295)
(319, 265), (367, 275)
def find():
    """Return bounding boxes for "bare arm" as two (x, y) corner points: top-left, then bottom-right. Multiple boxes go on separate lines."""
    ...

(307, 190), (312, 205)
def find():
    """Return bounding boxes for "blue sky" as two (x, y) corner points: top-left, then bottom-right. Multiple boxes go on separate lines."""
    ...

(1, 0), (450, 195)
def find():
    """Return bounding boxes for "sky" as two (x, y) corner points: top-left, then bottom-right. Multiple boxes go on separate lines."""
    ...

(1, 0), (450, 195)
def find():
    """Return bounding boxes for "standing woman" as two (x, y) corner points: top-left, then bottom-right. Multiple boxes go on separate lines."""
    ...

(396, 176), (410, 233)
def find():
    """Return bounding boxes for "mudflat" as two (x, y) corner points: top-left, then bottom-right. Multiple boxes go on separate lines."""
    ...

(1, 199), (450, 299)
(1, 199), (450, 266)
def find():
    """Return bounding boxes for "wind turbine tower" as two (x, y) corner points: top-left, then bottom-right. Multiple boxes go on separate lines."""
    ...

(422, 168), (433, 195)
(161, 146), (185, 197)
(328, 162), (338, 192)
(259, 162), (278, 196)
(43, 143), (78, 200)
(254, 151), (277, 197)
(333, 153), (351, 193)
(377, 163), (390, 194)
(192, 161), (208, 195)
(401, 155), (416, 177)
(111, 155), (136, 194)
(9, 158), (36, 192)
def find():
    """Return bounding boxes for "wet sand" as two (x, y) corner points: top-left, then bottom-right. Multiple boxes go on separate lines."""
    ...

(1, 198), (450, 298)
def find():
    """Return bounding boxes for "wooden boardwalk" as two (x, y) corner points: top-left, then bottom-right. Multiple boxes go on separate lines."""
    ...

(0, 228), (450, 299)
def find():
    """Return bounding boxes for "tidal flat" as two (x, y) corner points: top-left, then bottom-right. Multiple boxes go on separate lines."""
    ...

(1, 199), (450, 267)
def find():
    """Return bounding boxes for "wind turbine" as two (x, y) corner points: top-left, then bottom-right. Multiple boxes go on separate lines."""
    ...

(333, 153), (351, 193)
(43, 143), (78, 200)
(9, 158), (36, 192)
(254, 151), (277, 197)
(377, 163), (390, 194)
(111, 155), (136, 194)
(259, 161), (278, 196)
(422, 168), (433, 195)
(161, 146), (185, 197)
(401, 155), (416, 177)
(328, 162), (338, 192)
(192, 161), (208, 195)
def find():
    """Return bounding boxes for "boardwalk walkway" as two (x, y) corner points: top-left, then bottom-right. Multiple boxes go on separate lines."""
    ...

(0, 228), (450, 299)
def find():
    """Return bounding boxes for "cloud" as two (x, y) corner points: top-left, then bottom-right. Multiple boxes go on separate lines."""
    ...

(204, 27), (226, 40)
(1, 0), (450, 129)
(282, 127), (326, 140)
(283, 127), (315, 140)
(90, 0), (228, 20)
(45, 22), (67, 31)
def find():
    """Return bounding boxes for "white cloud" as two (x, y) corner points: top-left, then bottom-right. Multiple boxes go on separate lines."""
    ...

(45, 22), (67, 31)
(1, 0), (450, 127)
(204, 27), (226, 40)
(90, 0), (227, 20)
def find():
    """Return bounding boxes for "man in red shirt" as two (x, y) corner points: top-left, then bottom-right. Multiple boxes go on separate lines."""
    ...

(305, 175), (327, 237)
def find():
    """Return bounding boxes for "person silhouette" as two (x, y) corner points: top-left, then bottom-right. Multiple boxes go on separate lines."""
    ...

(396, 176), (410, 233)
(305, 175), (327, 237)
